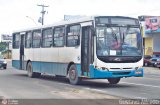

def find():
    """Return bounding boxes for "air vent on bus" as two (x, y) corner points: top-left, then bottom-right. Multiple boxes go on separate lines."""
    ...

(112, 72), (131, 75)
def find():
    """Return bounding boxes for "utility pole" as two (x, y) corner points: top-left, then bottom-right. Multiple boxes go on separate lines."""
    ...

(37, 4), (49, 25)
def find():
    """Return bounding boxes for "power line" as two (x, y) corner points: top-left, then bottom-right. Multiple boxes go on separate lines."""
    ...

(26, 16), (38, 26)
(37, 4), (49, 25)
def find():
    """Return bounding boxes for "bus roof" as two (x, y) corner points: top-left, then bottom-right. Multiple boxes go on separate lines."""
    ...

(12, 16), (138, 33)
(13, 16), (94, 33)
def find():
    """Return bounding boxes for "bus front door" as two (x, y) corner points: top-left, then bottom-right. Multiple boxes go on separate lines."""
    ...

(81, 26), (93, 76)
(20, 34), (25, 70)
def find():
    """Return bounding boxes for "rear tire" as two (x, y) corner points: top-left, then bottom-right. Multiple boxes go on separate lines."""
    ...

(27, 62), (34, 78)
(68, 64), (81, 85)
(3, 67), (6, 69)
(108, 78), (120, 84)
(27, 62), (41, 78)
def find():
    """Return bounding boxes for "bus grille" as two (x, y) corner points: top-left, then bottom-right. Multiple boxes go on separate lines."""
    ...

(112, 72), (131, 75)
(110, 68), (132, 70)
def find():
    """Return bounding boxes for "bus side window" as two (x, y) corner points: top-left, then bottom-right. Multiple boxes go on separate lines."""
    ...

(42, 28), (53, 48)
(53, 26), (65, 47)
(25, 32), (32, 48)
(66, 25), (80, 47)
(32, 30), (41, 48)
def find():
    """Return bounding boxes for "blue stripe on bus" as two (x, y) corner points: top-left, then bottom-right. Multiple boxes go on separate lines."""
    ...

(12, 60), (20, 69)
(12, 60), (143, 78)
(31, 61), (69, 76)
(12, 60), (80, 76)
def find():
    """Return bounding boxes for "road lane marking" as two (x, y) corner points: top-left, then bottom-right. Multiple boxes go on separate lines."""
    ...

(134, 97), (147, 99)
(84, 87), (148, 99)
(144, 74), (160, 78)
(121, 82), (160, 88)
(84, 87), (107, 93)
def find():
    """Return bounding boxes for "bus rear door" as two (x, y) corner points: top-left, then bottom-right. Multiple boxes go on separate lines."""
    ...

(19, 32), (25, 70)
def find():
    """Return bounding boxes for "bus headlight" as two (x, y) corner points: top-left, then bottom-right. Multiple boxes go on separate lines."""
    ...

(95, 66), (109, 71)
(135, 66), (142, 71)
(135, 66), (142, 74)
(135, 67), (139, 70)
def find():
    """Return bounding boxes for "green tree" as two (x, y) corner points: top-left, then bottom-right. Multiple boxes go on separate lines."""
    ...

(0, 42), (7, 52)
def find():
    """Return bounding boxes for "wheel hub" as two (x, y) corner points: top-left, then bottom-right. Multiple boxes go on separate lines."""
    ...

(70, 69), (76, 80)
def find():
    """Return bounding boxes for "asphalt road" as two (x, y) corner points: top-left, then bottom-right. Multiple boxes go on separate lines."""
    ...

(84, 67), (160, 99)
(0, 61), (160, 104)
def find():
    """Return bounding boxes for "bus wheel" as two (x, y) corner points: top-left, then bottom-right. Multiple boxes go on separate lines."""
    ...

(27, 62), (35, 78)
(27, 62), (41, 78)
(108, 78), (120, 84)
(68, 64), (81, 85)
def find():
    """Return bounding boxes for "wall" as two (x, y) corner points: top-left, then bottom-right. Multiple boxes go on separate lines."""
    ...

(153, 33), (160, 54)
(144, 37), (153, 55)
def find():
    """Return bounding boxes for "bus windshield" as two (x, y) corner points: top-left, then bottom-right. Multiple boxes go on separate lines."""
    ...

(96, 26), (142, 57)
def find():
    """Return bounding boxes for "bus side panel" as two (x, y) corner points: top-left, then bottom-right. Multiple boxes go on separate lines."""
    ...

(40, 48), (59, 75)
(59, 47), (81, 76)
(24, 49), (34, 70)
(57, 63), (68, 76)
(31, 62), (68, 75)
(32, 49), (41, 72)
(29, 61), (68, 76)
(35, 46), (81, 76)
(40, 62), (54, 74)
(40, 62), (68, 76)
(12, 49), (20, 69)
(32, 61), (41, 73)
(12, 60), (20, 69)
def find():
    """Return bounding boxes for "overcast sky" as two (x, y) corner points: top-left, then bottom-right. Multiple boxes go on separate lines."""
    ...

(1, 0), (160, 35)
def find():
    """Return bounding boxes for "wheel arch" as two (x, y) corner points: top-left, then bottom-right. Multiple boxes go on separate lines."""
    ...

(66, 61), (75, 75)
(26, 60), (31, 70)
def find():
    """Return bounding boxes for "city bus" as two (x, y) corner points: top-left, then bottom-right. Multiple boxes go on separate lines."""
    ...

(12, 16), (143, 85)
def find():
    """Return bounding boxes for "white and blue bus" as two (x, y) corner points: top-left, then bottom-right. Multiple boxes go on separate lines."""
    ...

(12, 16), (143, 85)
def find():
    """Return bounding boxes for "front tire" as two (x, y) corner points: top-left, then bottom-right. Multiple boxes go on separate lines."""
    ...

(68, 64), (81, 85)
(108, 78), (120, 84)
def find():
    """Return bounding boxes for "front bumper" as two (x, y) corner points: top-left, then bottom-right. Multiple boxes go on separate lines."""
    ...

(89, 65), (143, 78)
